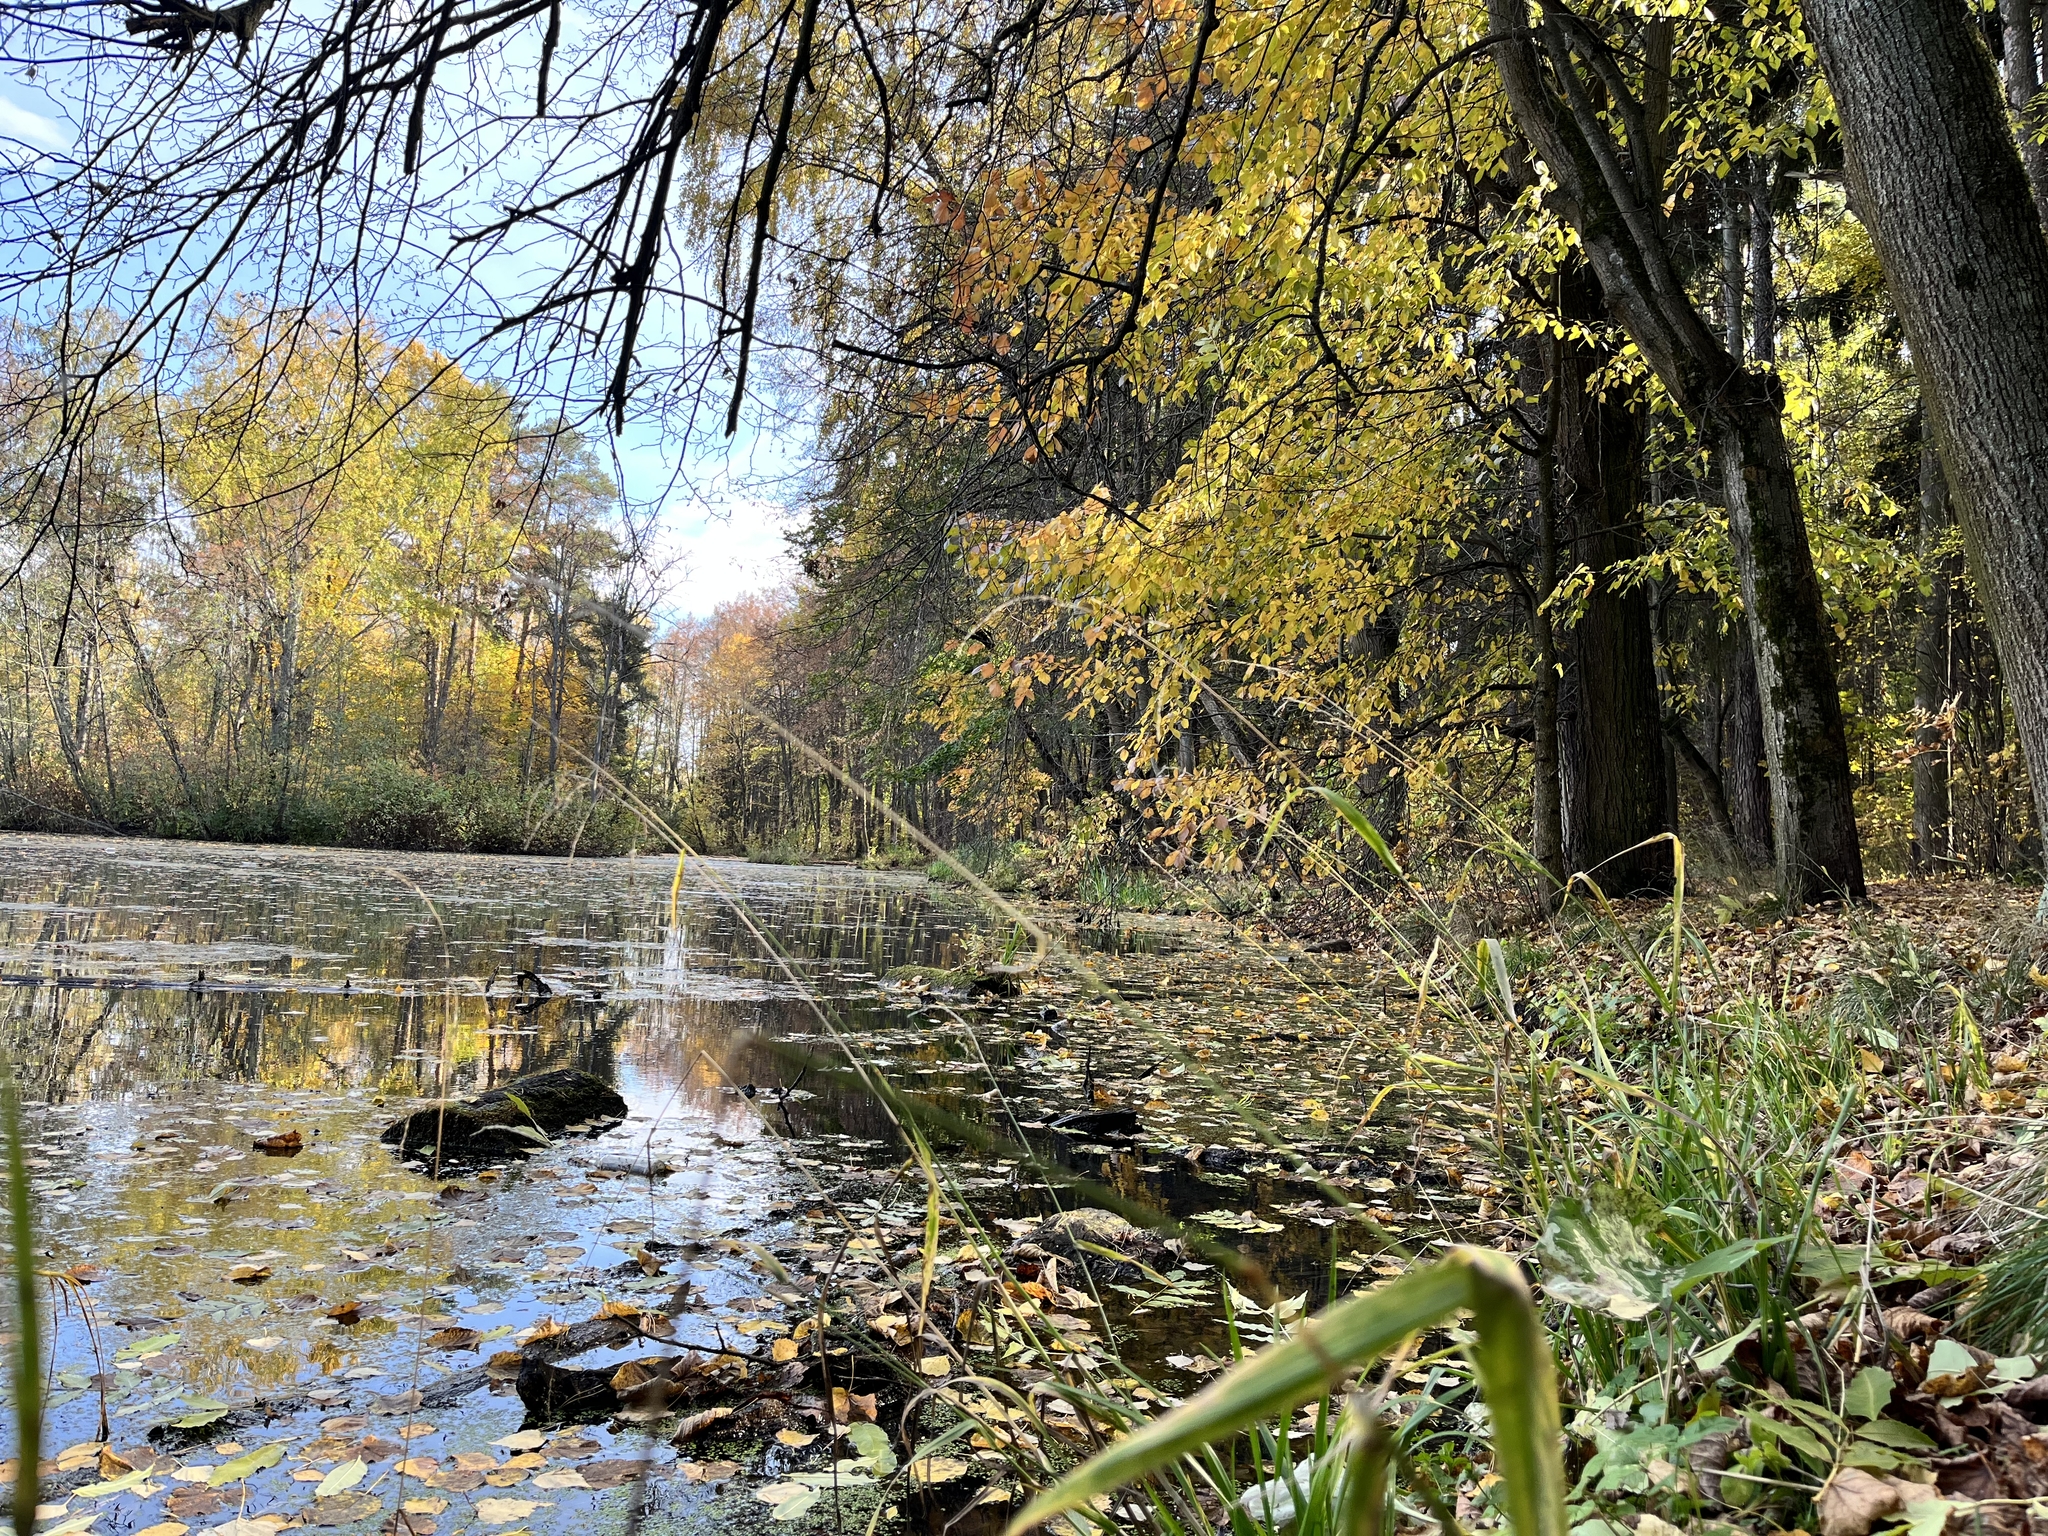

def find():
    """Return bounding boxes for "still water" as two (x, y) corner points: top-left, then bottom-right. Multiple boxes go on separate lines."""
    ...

(0, 834), (1468, 1536)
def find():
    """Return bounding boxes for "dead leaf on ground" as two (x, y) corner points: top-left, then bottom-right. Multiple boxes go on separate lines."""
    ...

(1818, 1466), (1904, 1536)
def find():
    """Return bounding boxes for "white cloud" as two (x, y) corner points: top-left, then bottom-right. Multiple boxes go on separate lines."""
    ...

(0, 88), (69, 149)
(652, 495), (798, 621)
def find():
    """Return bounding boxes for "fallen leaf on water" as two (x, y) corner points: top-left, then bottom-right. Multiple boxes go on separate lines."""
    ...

(769, 1338), (800, 1363)
(531, 1471), (591, 1492)
(393, 1458), (439, 1479)
(677, 1461), (739, 1483)
(74, 1472), (160, 1501)
(301, 1494), (381, 1527)
(395, 1425), (435, 1441)
(55, 1444), (106, 1472)
(325, 1303), (362, 1326)
(669, 1407), (732, 1444)
(253, 1131), (302, 1155)
(401, 1499), (448, 1516)
(448, 1453), (498, 1473)
(775, 1431), (816, 1448)
(241, 1337), (284, 1352)
(830, 1389), (878, 1424)
(163, 1488), (229, 1520)
(490, 1431), (546, 1452)
(576, 1461), (646, 1490)
(593, 1301), (639, 1321)
(131, 1523), (187, 1536)
(909, 1456), (971, 1486)
(425, 1328), (479, 1351)
(207, 1445), (286, 1487)
(226, 1265), (270, 1285)
(314, 1460), (367, 1498)
(473, 1499), (550, 1525)
(207, 1517), (291, 1536)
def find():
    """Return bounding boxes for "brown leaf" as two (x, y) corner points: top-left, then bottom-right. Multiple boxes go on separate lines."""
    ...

(1818, 1466), (1904, 1536)
(577, 1461), (647, 1490)
(325, 1302), (363, 1325)
(669, 1406), (734, 1444)
(425, 1327), (480, 1351)
(302, 1494), (382, 1527)
(253, 1131), (303, 1155)
(165, 1487), (231, 1520)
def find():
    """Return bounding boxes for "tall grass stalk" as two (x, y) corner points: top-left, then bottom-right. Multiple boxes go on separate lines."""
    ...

(1, 1061), (38, 1536)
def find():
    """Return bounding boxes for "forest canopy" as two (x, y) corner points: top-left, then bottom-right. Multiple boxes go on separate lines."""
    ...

(2, 0), (2047, 902)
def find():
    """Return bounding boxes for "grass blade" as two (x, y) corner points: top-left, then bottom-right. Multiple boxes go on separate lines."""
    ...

(2, 1062), (39, 1536)
(1007, 1249), (1562, 1536)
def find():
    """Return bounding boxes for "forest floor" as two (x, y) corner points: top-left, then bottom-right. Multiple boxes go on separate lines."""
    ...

(1000, 871), (2048, 1536)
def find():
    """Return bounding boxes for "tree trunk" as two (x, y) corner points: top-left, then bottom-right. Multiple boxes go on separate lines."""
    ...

(1914, 433), (1955, 872)
(2003, 0), (2048, 220)
(1487, 11), (1866, 903)
(1530, 427), (1565, 902)
(1805, 0), (2048, 911)
(1725, 627), (1775, 871)
(1552, 268), (1670, 895)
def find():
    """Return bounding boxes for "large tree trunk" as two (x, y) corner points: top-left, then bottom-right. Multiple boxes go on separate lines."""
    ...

(1804, 0), (2048, 910)
(1551, 268), (1669, 895)
(1486, 11), (1867, 903)
(1725, 628), (1775, 870)
(1530, 429), (1565, 902)
(2002, 0), (2048, 220)
(1914, 433), (1955, 872)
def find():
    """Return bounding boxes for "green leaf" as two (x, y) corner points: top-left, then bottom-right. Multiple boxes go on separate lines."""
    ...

(1854, 1419), (1935, 1450)
(1669, 1237), (1786, 1299)
(316, 1459), (368, 1497)
(1745, 1410), (1831, 1468)
(75, 1467), (154, 1498)
(846, 1421), (895, 1474)
(770, 1487), (820, 1521)
(169, 1397), (232, 1428)
(114, 1332), (181, 1360)
(1307, 786), (1402, 877)
(208, 1442), (285, 1486)
(1925, 1338), (1976, 1382)
(1842, 1366), (1894, 1421)
(1694, 1322), (1758, 1372)
(1902, 1498), (1955, 1536)
(1535, 1191), (1670, 1320)
(1993, 1354), (2036, 1384)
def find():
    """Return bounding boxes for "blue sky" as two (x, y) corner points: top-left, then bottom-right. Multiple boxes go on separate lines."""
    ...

(0, 63), (806, 628)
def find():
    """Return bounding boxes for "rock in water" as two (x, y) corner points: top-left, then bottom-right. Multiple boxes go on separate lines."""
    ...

(381, 1068), (628, 1158)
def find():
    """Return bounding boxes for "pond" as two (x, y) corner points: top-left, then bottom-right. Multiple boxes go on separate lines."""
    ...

(0, 833), (1487, 1536)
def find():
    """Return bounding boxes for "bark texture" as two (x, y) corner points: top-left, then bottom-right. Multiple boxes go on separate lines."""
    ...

(2002, 0), (2048, 221)
(1486, 10), (1866, 903)
(1551, 270), (1669, 895)
(1805, 0), (2048, 906)
(1914, 434), (1954, 871)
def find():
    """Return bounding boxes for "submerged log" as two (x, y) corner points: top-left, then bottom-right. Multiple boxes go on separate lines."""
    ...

(381, 1068), (628, 1158)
